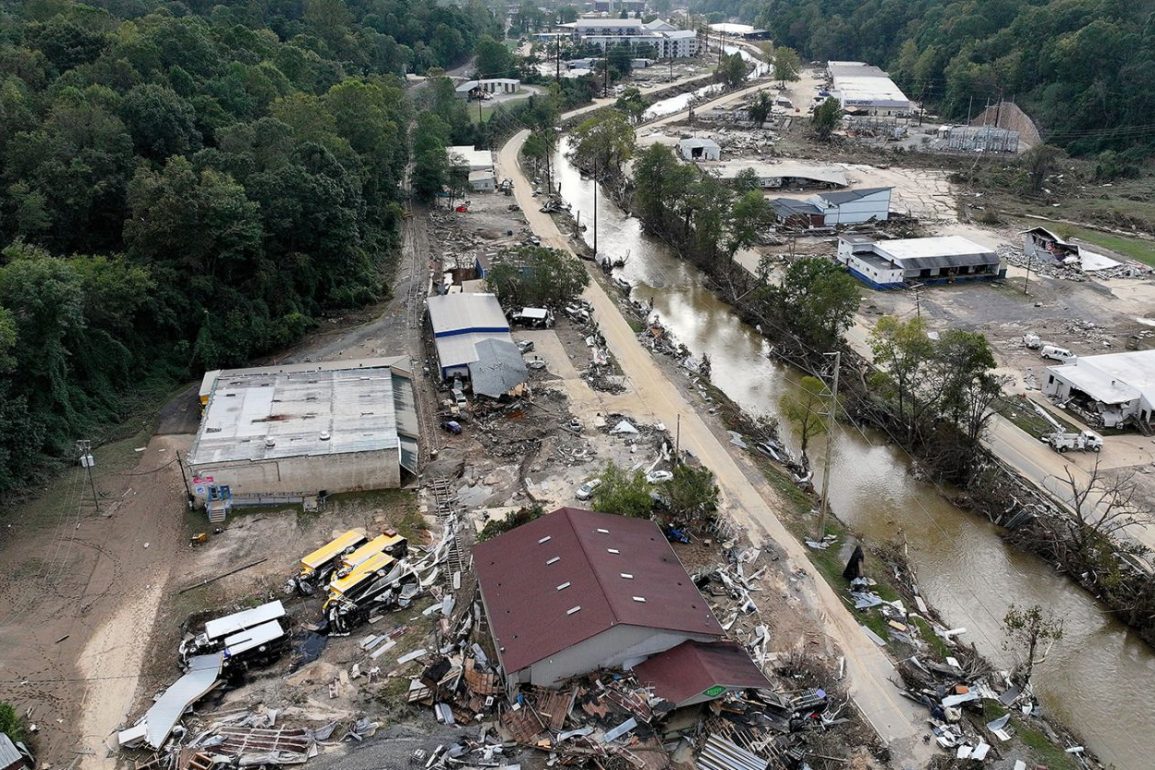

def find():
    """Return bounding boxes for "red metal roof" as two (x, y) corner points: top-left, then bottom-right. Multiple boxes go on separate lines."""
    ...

(633, 640), (769, 706)
(473, 507), (722, 674)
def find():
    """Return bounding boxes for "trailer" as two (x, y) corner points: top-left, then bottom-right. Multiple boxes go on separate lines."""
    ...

(179, 600), (287, 667)
(287, 529), (368, 595)
(335, 531), (409, 577)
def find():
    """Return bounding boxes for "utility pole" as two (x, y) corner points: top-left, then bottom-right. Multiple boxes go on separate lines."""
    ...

(592, 159), (598, 257)
(603, 52), (608, 98)
(77, 440), (99, 516)
(1023, 251), (1032, 295)
(675, 414), (681, 457)
(477, 92), (483, 124)
(556, 35), (560, 83)
(815, 351), (840, 541)
(176, 449), (194, 505)
(967, 94), (974, 124)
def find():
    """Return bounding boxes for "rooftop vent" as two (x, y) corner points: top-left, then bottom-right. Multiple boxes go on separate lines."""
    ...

(566, 606), (581, 615)
(556, 582), (571, 591)
(538, 536), (552, 544)
(607, 548), (620, 554)
(319, 432), (331, 441)
(632, 596), (646, 603)
(265, 439), (276, 448)
(620, 573), (634, 579)
(596, 528), (610, 534)
(546, 556), (560, 565)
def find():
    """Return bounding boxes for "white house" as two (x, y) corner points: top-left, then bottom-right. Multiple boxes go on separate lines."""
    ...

(836, 235), (1004, 289)
(1043, 350), (1155, 428)
(677, 137), (721, 161)
(810, 187), (892, 225)
(454, 78), (520, 100)
(474, 507), (723, 687)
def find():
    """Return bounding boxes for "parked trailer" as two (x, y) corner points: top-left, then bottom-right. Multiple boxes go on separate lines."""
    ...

(179, 600), (286, 666)
(286, 529), (368, 595)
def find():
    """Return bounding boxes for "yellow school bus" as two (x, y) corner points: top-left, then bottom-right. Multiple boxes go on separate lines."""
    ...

(287, 529), (367, 595)
(327, 551), (397, 605)
(338, 532), (409, 572)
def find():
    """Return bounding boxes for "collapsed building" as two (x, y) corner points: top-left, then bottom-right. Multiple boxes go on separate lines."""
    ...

(771, 187), (893, 228)
(473, 507), (728, 688)
(189, 358), (419, 512)
(1043, 350), (1155, 429)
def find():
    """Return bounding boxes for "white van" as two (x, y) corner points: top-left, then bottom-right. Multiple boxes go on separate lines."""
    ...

(1041, 345), (1076, 363)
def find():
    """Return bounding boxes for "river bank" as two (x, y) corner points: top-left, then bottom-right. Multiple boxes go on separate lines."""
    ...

(545, 136), (1154, 768)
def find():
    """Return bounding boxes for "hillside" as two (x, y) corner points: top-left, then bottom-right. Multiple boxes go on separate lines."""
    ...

(694, 0), (1155, 158)
(0, 0), (497, 494)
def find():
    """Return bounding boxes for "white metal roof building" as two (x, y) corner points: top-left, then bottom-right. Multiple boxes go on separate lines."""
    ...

(828, 61), (912, 115)
(836, 235), (1004, 289)
(189, 357), (419, 499)
(427, 293), (515, 379)
(710, 160), (849, 189)
(1043, 350), (1155, 428)
(810, 186), (892, 225)
(677, 137), (721, 161)
(447, 146), (494, 172)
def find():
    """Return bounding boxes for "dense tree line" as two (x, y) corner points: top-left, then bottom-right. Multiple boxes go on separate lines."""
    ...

(0, 0), (498, 495)
(693, 0), (1155, 157)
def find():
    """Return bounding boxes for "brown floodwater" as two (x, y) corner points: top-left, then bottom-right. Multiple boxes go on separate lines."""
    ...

(550, 141), (1152, 768)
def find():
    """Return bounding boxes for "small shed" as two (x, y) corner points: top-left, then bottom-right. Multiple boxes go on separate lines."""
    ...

(677, 137), (721, 162)
(770, 198), (825, 228)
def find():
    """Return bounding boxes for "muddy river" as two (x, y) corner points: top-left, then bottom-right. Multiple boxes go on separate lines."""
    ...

(550, 140), (1153, 768)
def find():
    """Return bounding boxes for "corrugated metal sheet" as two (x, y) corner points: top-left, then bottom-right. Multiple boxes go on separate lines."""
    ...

(434, 332), (516, 372)
(204, 601), (285, 641)
(695, 734), (768, 770)
(120, 653), (223, 749)
(469, 339), (529, 398)
(399, 436), (419, 474)
(427, 294), (508, 336)
(0, 734), (25, 770)
(392, 372), (420, 438)
(818, 187), (891, 205)
(191, 366), (403, 465)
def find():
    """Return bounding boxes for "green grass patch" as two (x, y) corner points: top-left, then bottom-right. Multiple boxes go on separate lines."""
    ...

(1017, 721), (1079, 770)
(1061, 225), (1155, 267)
(994, 394), (1079, 438)
(911, 615), (950, 659)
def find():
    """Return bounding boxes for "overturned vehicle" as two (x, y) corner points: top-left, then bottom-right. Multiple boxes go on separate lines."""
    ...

(178, 600), (289, 672)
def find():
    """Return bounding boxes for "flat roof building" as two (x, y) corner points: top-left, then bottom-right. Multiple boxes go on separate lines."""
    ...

(189, 357), (419, 501)
(1043, 350), (1155, 429)
(563, 18), (699, 58)
(828, 61), (911, 116)
(712, 160), (848, 189)
(837, 235), (1004, 289)
(474, 507), (723, 687)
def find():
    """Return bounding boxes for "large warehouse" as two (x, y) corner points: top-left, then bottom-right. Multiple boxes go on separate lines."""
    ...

(1043, 350), (1155, 429)
(189, 357), (419, 502)
(836, 235), (1004, 289)
(474, 507), (724, 688)
(827, 61), (912, 116)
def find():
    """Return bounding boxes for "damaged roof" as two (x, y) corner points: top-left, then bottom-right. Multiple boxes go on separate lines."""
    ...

(468, 338), (529, 398)
(817, 187), (892, 205)
(633, 640), (770, 707)
(474, 508), (722, 674)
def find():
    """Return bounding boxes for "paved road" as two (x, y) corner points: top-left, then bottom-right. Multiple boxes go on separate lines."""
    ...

(496, 128), (933, 769)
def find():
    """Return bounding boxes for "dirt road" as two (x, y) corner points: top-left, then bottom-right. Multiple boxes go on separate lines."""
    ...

(0, 435), (189, 769)
(497, 129), (933, 768)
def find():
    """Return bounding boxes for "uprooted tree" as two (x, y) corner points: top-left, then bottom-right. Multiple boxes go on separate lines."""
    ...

(1002, 603), (1064, 684)
(1059, 459), (1147, 556)
(663, 463), (721, 528)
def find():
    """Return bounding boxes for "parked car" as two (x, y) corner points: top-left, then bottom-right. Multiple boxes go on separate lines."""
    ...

(646, 470), (673, 484)
(517, 339), (535, 354)
(575, 478), (602, 500)
(441, 420), (462, 434)
(1041, 345), (1077, 363)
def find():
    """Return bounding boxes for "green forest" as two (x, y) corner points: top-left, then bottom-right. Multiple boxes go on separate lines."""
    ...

(0, 0), (499, 494)
(693, 0), (1155, 156)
